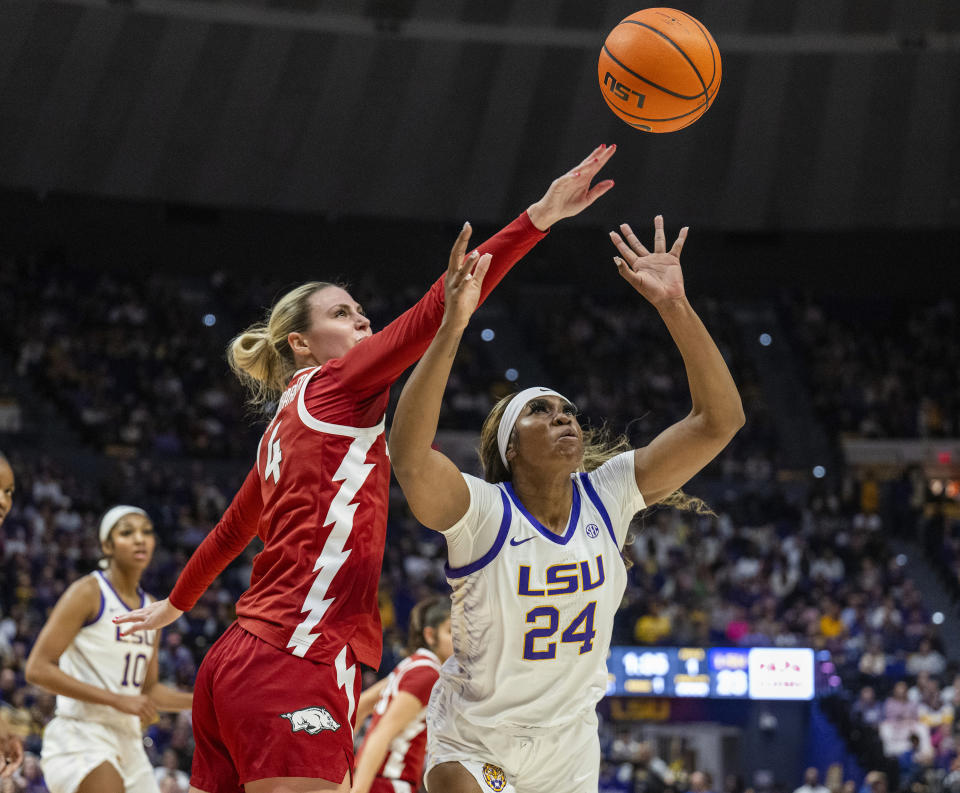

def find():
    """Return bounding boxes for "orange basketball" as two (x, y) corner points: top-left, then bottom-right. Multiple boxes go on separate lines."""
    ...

(598, 8), (721, 132)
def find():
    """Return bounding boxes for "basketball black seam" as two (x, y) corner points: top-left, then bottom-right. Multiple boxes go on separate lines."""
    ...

(602, 45), (700, 101)
(673, 9), (719, 91)
(613, 20), (708, 99)
(601, 90), (707, 130)
(602, 83), (718, 123)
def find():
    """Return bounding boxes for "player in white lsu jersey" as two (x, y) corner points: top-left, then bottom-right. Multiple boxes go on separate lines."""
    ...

(25, 506), (193, 793)
(389, 215), (745, 793)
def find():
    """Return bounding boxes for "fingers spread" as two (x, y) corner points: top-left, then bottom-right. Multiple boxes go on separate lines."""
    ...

(618, 224), (651, 257)
(670, 226), (689, 258)
(609, 231), (634, 262)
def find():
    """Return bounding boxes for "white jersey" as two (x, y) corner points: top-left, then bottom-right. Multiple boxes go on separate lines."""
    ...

(436, 451), (644, 731)
(55, 571), (158, 734)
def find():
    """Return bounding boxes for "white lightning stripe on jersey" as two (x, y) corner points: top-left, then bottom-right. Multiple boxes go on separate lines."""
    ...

(335, 645), (357, 728)
(287, 433), (377, 658)
(383, 716), (426, 778)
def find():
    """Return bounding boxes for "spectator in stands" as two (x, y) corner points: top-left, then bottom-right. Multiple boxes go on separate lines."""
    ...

(152, 748), (189, 793)
(907, 638), (947, 678)
(944, 755), (960, 793)
(858, 636), (888, 688)
(793, 767), (830, 793)
(918, 681), (954, 750)
(884, 681), (919, 723)
(635, 598), (673, 645)
(818, 598), (846, 641)
(689, 770), (716, 793)
(852, 686), (884, 726)
(908, 671), (934, 705)
(857, 771), (887, 793)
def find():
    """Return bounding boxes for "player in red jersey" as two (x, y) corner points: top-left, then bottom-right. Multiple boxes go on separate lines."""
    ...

(351, 596), (451, 793)
(114, 145), (616, 793)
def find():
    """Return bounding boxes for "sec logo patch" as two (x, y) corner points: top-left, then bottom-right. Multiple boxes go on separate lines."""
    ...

(585, 523), (600, 538)
(482, 763), (507, 792)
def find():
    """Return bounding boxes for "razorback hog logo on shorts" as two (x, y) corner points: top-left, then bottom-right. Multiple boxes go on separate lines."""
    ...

(482, 763), (507, 792)
(279, 706), (341, 735)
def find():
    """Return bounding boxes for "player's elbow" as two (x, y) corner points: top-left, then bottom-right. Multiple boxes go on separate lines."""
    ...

(23, 654), (44, 687)
(694, 402), (745, 442)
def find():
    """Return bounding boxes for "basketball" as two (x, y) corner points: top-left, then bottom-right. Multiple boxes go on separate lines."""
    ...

(598, 8), (721, 132)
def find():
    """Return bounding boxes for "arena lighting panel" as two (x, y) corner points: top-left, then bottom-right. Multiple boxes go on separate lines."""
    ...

(605, 647), (816, 700)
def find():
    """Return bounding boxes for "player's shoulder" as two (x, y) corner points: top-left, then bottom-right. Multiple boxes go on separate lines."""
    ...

(71, 571), (103, 598)
(57, 572), (103, 620)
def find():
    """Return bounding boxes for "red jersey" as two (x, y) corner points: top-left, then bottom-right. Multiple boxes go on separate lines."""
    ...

(364, 649), (441, 789)
(168, 212), (546, 668)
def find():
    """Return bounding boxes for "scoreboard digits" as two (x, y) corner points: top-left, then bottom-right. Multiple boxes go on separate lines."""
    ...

(606, 646), (816, 700)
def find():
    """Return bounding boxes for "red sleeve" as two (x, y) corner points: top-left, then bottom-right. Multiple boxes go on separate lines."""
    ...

(396, 665), (440, 707)
(168, 466), (262, 612)
(325, 211), (547, 396)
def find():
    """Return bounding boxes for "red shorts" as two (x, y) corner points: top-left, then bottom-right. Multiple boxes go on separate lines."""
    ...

(370, 778), (415, 793)
(190, 621), (361, 792)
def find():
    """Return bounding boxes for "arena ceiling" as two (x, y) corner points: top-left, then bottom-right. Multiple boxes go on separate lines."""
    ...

(1, 0), (958, 230)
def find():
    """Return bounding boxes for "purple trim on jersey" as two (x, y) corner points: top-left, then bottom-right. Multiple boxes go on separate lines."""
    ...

(83, 587), (105, 627)
(504, 479), (581, 545)
(578, 472), (618, 546)
(96, 570), (144, 612)
(445, 488), (512, 579)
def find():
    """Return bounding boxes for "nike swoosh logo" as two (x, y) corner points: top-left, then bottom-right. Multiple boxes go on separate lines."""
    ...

(509, 537), (535, 546)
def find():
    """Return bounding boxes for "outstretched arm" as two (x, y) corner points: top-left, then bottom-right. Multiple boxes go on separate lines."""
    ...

(114, 465), (262, 635)
(609, 217), (745, 505)
(331, 145), (617, 395)
(389, 235), (491, 531)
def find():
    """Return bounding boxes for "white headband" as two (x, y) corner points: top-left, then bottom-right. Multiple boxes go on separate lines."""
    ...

(497, 387), (572, 469)
(99, 505), (148, 543)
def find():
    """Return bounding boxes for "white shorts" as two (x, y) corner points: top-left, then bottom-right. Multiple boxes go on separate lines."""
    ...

(423, 684), (600, 793)
(41, 716), (159, 793)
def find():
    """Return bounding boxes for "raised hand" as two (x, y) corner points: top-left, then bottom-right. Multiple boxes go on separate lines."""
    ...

(443, 223), (492, 330)
(112, 693), (158, 723)
(526, 144), (617, 231)
(112, 597), (183, 636)
(609, 215), (688, 306)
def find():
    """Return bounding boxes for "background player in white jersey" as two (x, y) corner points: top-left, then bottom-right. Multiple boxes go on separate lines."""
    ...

(25, 506), (193, 793)
(351, 596), (452, 793)
(0, 450), (24, 780)
(389, 216), (745, 793)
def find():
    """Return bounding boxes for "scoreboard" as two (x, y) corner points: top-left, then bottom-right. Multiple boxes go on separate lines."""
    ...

(605, 646), (816, 700)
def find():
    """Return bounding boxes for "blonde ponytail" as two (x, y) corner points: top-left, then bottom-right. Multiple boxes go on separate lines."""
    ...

(227, 281), (336, 406)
